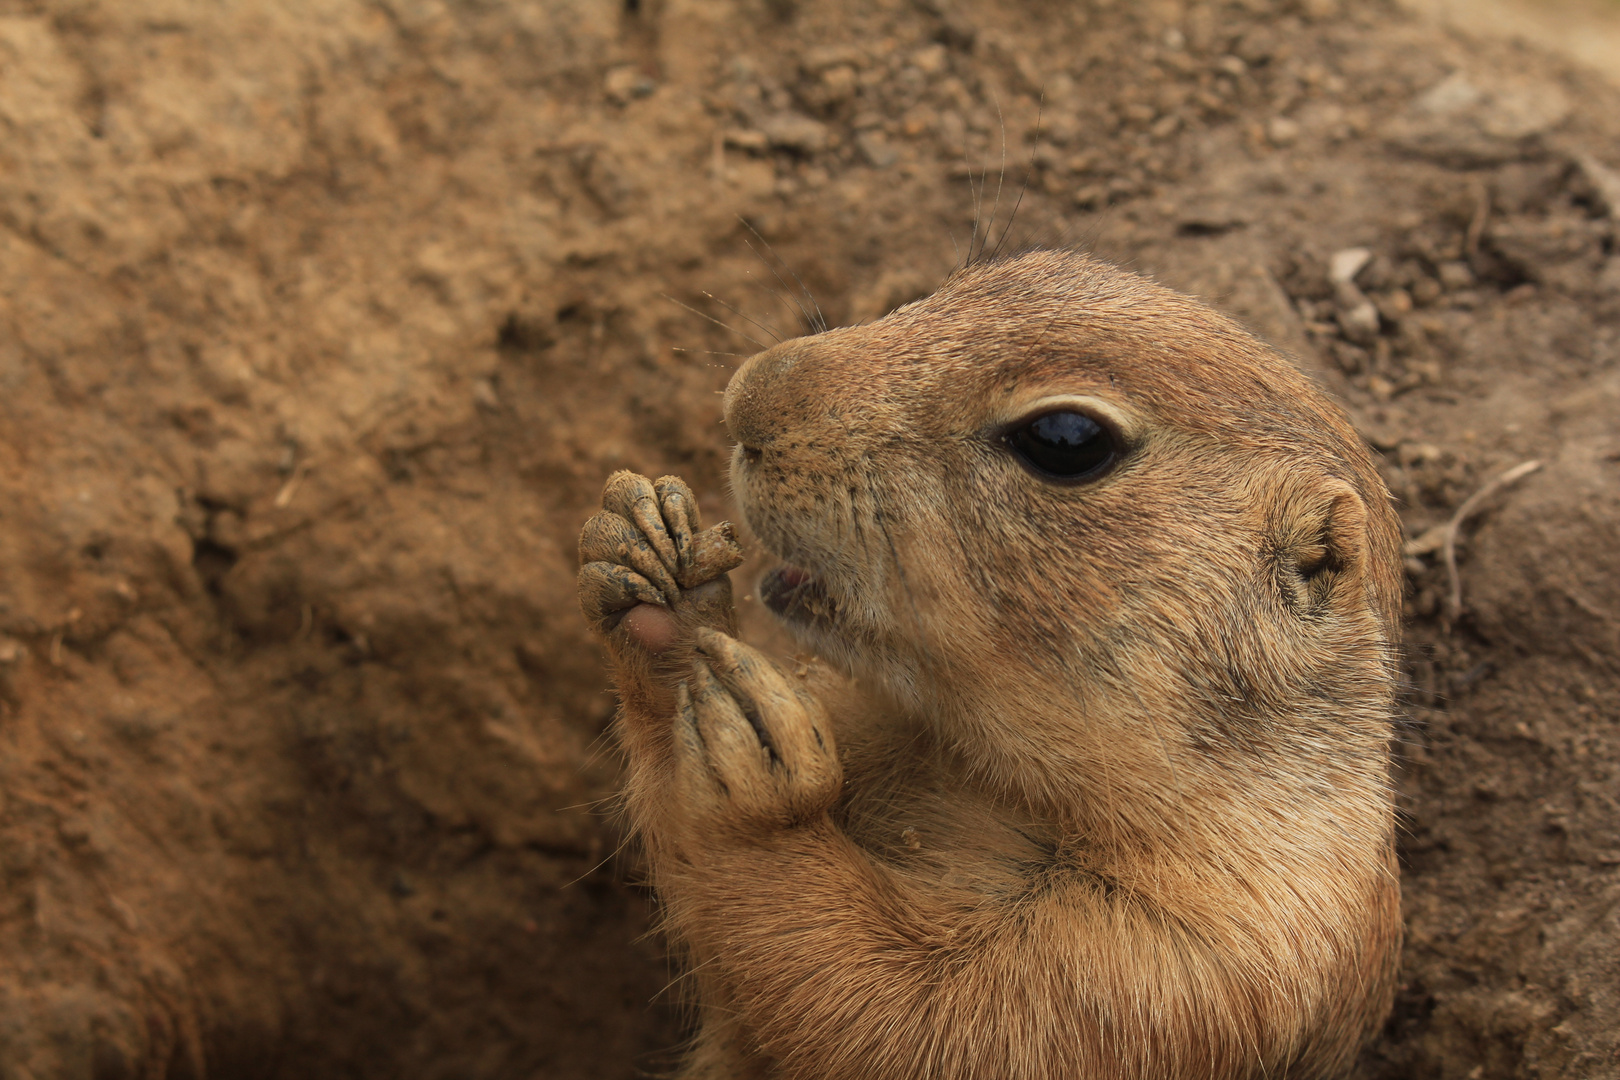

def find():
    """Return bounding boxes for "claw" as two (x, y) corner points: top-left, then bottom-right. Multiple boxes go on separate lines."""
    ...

(674, 680), (720, 789)
(578, 509), (683, 604)
(655, 475), (700, 580)
(692, 628), (837, 778)
(689, 658), (771, 771)
(603, 471), (679, 572)
(615, 537), (682, 606)
(681, 522), (746, 590)
(582, 471), (740, 653)
(692, 625), (740, 668)
(578, 561), (667, 632)
(579, 510), (637, 567)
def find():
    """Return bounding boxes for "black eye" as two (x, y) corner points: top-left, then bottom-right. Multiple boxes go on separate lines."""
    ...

(1005, 410), (1117, 481)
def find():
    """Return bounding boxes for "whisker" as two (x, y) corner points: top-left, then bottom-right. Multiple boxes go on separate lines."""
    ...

(561, 812), (637, 889)
(670, 347), (749, 358)
(655, 952), (724, 1005)
(961, 131), (985, 272)
(871, 490), (928, 681)
(1073, 204), (1121, 265)
(740, 234), (820, 335)
(579, 721), (622, 771)
(740, 274), (802, 335)
(976, 94), (1009, 266)
(554, 794), (620, 813)
(701, 290), (784, 345)
(660, 293), (769, 351)
(738, 216), (828, 334)
(991, 94), (1042, 260)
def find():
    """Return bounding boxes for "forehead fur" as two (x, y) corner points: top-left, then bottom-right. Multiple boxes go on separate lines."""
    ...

(843, 250), (1359, 459)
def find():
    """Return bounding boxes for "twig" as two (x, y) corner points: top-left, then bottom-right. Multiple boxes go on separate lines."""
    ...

(274, 460), (313, 509)
(1441, 458), (1542, 623)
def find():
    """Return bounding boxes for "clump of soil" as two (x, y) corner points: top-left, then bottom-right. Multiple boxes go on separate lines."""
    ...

(0, 0), (1614, 1076)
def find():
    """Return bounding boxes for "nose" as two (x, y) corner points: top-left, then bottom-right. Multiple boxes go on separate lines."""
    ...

(723, 342), (803, 450)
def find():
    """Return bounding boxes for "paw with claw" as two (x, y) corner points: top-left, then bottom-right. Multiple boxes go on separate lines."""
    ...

(674, 628), (842, 830)
(578, 471), (746, 653)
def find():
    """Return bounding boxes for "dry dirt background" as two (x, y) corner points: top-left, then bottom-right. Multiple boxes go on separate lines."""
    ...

(0, 0), (1617, 1076)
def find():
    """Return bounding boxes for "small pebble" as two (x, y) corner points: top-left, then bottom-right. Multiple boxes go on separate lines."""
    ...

(855, 131), (898, 168)
(1267, 116), (1301, 146)
(1329, 247), (1372, 285)
(761, 113), (830, 155)
(603, 65), (655, 105)
(1438, 261), (1475, 290)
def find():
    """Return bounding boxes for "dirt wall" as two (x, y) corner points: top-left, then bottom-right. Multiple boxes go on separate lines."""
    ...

(0, 0), (1616, 1076)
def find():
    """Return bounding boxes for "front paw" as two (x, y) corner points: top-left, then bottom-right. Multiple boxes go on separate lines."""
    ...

(577, 471), (744, 636)
(673, 628), (842, 831)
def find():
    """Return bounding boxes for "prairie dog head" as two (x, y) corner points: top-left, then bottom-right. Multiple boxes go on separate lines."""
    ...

(722, 250), (1401, 816)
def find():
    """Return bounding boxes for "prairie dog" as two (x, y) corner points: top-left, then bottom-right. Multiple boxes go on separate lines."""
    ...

(578, 249), (1401, 1079)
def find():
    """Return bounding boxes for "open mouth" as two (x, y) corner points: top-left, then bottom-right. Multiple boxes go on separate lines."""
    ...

(759, 564), (840, 627)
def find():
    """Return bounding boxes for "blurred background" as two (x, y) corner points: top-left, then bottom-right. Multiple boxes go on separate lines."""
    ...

(0, 0), (1616, 1077)
(1400, 0), (1620, 80)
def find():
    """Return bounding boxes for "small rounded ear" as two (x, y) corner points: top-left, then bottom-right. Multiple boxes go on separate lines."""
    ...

(1273, 477), (1368, 613)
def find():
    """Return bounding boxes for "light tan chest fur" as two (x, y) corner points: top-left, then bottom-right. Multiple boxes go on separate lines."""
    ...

(819, 672), (1065, 902)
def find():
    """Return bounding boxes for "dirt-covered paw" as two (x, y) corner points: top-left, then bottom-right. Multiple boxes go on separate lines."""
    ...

(673, 627), (841, 829)
(577, 470), (744, 637)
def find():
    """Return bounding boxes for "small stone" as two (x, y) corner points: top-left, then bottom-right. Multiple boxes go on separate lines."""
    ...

(929, 3), (976, 49)
(910, 43), (947, 76)
(760, 113), (830, 155)
(1337, 300), (1381, 345)
(819, 64), (858, 104)
(1266, 116), (1301, 147)
(1074, 184), (1108, 210)
(1414, 72), (1483, 116)
(1388, 72), (1571, 166)
(1066, 150), (1099, 173)
(1150, 114), (1181, 139)
(722, 129), (770, 153)
(1438, 261), (1475, 290)
(801, 44), (865, 72)
(1376, 289), (1414, 321)
(1399, 443), (1443, 466)
(1122, 102), (1157, 125)
(1329, 247), (1373, 285)
(603, 65), (655, 105)
(855, 131), (898, 169)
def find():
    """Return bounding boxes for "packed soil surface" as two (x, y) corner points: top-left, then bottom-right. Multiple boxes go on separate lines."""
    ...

(0, 0), (1616, 1076)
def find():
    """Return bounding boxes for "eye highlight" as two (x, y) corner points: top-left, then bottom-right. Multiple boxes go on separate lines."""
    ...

(1004, 410), (1118, 482)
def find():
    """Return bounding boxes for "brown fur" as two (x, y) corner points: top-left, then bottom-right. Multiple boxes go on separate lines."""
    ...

(579, 250), (1401, 1079)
